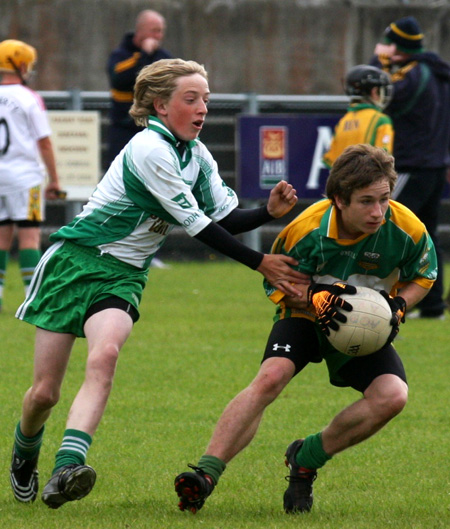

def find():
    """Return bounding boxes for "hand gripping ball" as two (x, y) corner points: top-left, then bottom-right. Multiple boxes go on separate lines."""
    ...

(326, 286), (392, 356)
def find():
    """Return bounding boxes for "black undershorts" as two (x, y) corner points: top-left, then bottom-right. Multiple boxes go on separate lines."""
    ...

(262, 317), (407, 393)
(84, 295), (139, 325)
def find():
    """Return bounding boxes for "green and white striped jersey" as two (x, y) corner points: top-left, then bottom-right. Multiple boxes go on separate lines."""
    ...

(50, 117), (238, 269)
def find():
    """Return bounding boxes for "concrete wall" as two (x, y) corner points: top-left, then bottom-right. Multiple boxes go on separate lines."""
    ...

(1, 0), (449, 95)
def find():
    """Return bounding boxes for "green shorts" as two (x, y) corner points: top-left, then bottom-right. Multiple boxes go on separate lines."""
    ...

(16, 241), (148, 337)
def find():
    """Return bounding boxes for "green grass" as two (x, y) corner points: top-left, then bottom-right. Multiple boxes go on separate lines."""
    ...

(0, 260), (449, 529)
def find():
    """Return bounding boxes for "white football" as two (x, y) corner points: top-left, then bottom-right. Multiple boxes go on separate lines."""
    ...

(326, 286), (392, 356)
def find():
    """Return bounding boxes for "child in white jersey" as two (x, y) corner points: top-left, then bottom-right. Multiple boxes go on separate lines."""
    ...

(0, 39), (61, 311)
(10, 58), (307, 509)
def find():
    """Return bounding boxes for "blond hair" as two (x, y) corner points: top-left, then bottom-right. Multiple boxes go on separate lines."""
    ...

(129, 58), (208, 126)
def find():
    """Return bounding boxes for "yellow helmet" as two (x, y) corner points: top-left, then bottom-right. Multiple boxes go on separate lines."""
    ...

(0, 39), (37, 74)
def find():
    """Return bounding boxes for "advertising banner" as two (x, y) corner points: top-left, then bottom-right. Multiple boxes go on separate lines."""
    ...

(237, 113), (449, 200)
(237, 114), (339, 200)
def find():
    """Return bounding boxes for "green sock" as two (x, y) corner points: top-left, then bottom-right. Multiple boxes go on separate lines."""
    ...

(53, 429), (92, 474)
(19, 248), (41, 294)
(197, 455), (226, 486)
(295, 433), (332, 470)
(0, 250), (8, 306)
(14, 421), (44, 460)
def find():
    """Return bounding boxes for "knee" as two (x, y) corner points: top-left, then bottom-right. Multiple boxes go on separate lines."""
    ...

(251, 361), (293, 403)
(388, 384), (408, 416)
(371, 378), (408, 420)
(30, 385), (60, 411)
(86, 344), (119, 385)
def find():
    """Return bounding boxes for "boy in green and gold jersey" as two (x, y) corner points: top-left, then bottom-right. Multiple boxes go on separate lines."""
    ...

(175, 144), (437, 515)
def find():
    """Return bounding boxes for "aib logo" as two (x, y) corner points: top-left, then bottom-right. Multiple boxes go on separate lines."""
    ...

(259, 126), (288, 188)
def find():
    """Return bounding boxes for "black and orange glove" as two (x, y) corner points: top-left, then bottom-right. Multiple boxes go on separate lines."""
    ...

(307, 282), (357, 336)
(380, 291), (407, 346)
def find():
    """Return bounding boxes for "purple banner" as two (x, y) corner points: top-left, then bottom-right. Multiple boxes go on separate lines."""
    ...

(237, 114), (339, 199)
(237, 114), (450, 200)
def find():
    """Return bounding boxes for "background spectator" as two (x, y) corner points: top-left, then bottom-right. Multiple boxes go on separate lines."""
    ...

(106, 9), (172, 165)
(371, 16), (450, 319)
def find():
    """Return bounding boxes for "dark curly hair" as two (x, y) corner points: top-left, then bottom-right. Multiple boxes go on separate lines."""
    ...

(326, 144), (397, 205)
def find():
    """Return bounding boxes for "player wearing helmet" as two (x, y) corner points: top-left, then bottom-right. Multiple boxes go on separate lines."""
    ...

(323, 65), (394, 168)
(0, 39), (62, 312)
(0, 39), (37, 83)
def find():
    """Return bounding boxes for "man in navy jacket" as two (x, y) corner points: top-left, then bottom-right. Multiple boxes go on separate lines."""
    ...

(107, 10), (172, 164)
(371, 16), (450, 319)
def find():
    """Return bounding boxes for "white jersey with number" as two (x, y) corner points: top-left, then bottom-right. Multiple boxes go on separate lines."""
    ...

(51, 117), (239, 269)
(0, 83), (51, 194)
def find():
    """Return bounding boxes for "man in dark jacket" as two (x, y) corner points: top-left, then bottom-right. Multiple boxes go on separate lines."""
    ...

(371, 16), (450, 319)
(106, 10), (172, 165)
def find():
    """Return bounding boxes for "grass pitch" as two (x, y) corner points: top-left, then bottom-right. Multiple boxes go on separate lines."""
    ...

(0, 260), (448, 529)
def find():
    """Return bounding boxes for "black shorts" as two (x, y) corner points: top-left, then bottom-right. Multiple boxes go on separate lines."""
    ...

(262, 317), (407, 393)
(0, 219), (40, 228)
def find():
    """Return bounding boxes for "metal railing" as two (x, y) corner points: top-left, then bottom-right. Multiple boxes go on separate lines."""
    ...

(40, 91), (449, 254)
(39, 90), (350, 112)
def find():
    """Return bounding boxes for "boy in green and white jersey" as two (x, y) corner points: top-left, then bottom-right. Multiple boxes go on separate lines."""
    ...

(175, 144), (437, 515)
(10, 59), (306, 509)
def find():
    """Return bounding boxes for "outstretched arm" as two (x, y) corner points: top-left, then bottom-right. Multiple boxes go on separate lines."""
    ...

(256, 254), (310, 296)
(194, 222), (306, 297)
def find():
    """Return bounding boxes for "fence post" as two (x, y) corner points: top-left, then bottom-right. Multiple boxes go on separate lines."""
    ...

(64, 89), (85, 222)
(242, 93), (263, 252)
(69, 89), (82, 110)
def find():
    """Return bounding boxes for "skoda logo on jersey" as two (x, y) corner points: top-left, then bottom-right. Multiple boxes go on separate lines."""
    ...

(172, 192), (193, 209)
(363, 252), (380, 260)
(358, 252), (380, 270)
(358, 251), (381, 271)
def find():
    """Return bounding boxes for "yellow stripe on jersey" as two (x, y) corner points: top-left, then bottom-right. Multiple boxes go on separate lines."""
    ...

(272, 199), (330, 253)
(269, 289), (286, 305)
(388, 200), (426, 244)
(395, 277), (435, 292)
(110, 88), (134, 103)
(391, 61), (417, 83)
(114, 52), (141, 73)
(365, 112), (380, 144)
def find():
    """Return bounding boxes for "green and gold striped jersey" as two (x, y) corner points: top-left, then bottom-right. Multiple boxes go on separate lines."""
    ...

(323, 103), (394, 168)
(264, 198), (436, 319)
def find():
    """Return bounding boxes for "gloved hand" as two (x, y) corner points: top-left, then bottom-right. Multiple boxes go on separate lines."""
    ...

(380, 290), (407, 346)
(307, 282), (357, 336)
